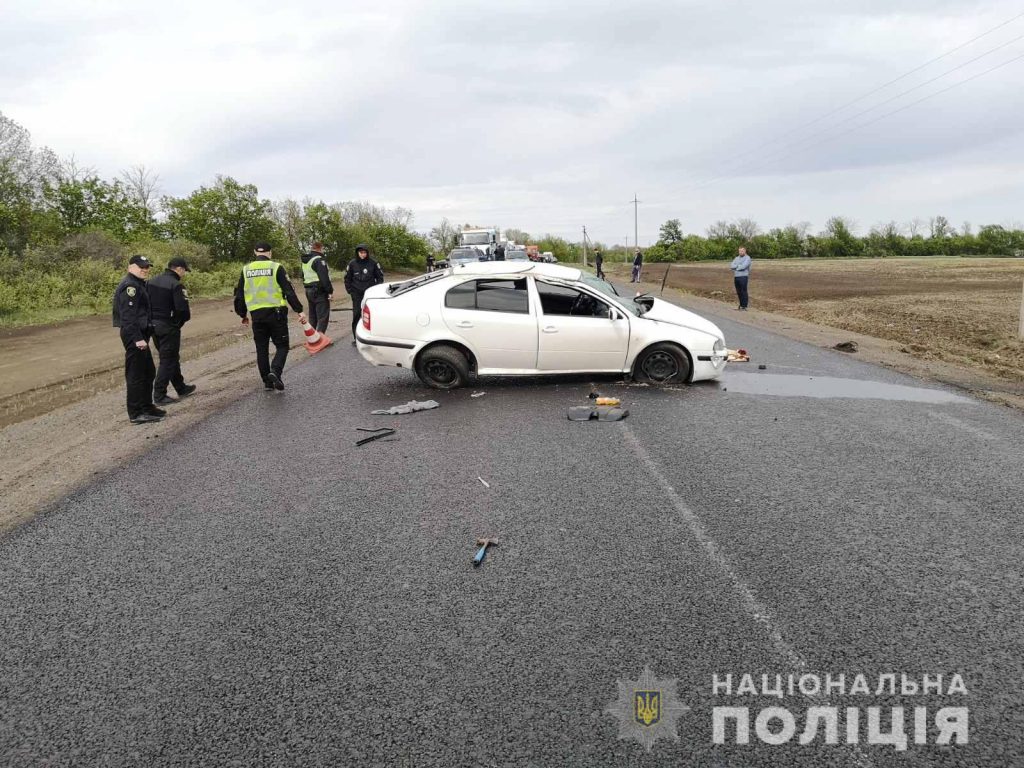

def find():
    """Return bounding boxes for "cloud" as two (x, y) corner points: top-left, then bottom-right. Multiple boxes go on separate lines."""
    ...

(2, 0), (1023, 244)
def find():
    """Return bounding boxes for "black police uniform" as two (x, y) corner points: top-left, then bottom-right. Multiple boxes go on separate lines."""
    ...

(112, 273), (156, 419)
(148, 269), (192, 400)
(344, 246), (385, 339)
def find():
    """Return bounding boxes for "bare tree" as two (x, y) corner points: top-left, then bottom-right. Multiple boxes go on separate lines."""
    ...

(57, 154), (96, 183)
(961, 221), (972, 236)
(733, 218), (761, 241)
(906, 217), (925, 238)
(428, 218), (460, 253)
(120, 165), (161, 216)
(706, 220), (731, 239)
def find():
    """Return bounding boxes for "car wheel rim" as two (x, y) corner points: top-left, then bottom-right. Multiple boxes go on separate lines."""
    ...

(425, 360), (457, 385)
(643, 351), (678, 382)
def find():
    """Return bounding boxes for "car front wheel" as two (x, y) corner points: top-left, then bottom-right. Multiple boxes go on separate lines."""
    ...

(415, 345), (469, 389)
(635, 343), (691, 384)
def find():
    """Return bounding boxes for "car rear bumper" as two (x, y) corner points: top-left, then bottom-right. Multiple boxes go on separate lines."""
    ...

(355, 332), (418, 368)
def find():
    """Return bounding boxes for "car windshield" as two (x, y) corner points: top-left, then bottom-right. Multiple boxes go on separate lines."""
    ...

(449, 249), (479, 262)
(579, 275), (642, 316)
(507, 250), (528, 260)
(461, 233), (491, 245)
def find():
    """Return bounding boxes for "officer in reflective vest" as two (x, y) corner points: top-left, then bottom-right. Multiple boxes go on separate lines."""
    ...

(300, 241), (333, 334)
(233, 241), (306, 391)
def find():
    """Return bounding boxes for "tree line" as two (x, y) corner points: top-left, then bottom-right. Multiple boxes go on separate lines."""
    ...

(644, 216), (1024, 263)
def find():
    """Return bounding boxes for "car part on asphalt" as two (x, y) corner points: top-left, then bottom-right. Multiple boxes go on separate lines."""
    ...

(567, 406), (629, 422)
(473, 538), (498, 567)
(727, 348), (750, 362)
(470, 391), (486, 398)
(356, 428), (396, 446)
(834, 341), (859, 353)
(758, 364), (767, 370)
(371, 399), (441, 415)
(415, 345), (470, 389)
(477, 476), (490, 488)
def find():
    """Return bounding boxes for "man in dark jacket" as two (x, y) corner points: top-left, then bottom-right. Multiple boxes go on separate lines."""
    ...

(344, 244), (384, 344)
(494, 243), (506, 261)
(594, 249), (605, 279)
(301, 241), (333, 334)
(234, 242), (306, 391)
(631, 249), (643, 282)
(149, 257), (197, 405)
(113, 255), (163, 424)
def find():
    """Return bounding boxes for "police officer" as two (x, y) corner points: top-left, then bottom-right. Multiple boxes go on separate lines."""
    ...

(149, 257), (198, 405)
(234, 242), (306, 391)
(113, 255), (163, 424)
(301, 241), (333, 334)
(344, 244), (384, 344)
(426, 253), (435, 272)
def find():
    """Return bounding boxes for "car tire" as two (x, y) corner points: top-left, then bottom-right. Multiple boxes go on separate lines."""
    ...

(635, 343), (691, 385)
(416, 345), (469, 390)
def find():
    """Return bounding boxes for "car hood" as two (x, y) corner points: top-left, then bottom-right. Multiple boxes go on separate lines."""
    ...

(639, 297), (724, 340)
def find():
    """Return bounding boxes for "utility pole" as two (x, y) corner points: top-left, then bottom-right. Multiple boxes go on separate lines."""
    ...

(582, 225), (588, 267)
(632, 194), (640, 255)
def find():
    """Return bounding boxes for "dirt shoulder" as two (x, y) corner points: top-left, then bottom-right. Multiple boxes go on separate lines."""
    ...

(0, 299), (354, 535)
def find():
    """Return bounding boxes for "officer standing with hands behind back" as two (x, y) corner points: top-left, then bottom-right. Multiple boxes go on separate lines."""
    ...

(148, 257), (197, 405)
(234, 242), (306, 391)
(344, 244), (384, 344)
(301, 241), (333, 334)
(113, 255), (163, 424)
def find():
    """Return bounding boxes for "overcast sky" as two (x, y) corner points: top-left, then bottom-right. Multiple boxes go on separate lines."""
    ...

(3, 0), (1022, 245)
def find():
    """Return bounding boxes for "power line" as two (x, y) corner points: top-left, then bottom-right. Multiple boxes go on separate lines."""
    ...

(686, 49), (1024, 194)
(716, 10), (1024, 167)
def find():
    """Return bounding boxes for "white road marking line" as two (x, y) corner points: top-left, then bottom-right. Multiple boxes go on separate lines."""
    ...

(621, 422), (875, 767)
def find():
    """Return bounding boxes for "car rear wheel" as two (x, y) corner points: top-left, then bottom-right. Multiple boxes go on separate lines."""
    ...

(635, 343), (690, 384)
(415, 345), (469, 390)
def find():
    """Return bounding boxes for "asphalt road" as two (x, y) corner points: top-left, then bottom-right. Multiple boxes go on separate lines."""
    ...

(2, 295), (1023, 767)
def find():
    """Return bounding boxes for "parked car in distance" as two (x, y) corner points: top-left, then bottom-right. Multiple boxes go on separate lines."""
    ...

(446, 247), (487, 266)
(506, 247), (529, 261)
(355, 261), (728, 389)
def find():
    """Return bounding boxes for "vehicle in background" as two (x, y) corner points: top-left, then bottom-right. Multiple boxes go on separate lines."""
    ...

(355, 261), (728, 390)
(542, 251), (556, 263)
(459, 227), (499, 260)
(526, 245), (541, 261)
(445, 247), (487, 267)
(506, 247), (529, 261)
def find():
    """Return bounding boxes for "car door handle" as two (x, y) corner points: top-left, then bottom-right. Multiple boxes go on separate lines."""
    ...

(456, 321), (474, 328)
(542, 326), (558, 333)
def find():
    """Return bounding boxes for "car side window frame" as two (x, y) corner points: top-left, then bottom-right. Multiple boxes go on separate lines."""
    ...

(534, 279), (615, 319)
(444, 278), (531, 315)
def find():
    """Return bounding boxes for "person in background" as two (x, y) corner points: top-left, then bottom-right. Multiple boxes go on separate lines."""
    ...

(234, 242), (306, 391)
(301, 241), (333, 334)
(112, 255), (163, 424)
(344, 244), (385, 345)
(494, 243), (506, 261)
(426, 253), (435, 272)
(594, 249), (605, 280)
(148, 257), (197, 405)
(730, 246), (752, 310)
(631, 249), (643, 282)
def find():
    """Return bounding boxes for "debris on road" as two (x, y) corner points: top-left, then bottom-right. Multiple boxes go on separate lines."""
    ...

(473, 538), (498, 567)
(470, 391), (486, 398)
(371, 399), (440, 415)
(356, 427), (393, 433)
(834, 341), (859, 353)
(727, 348), (750, 362)
(595, 397), (621, 406)
(567, 406), (629, 422)
(758, 364), (767, 370)
(356, 428), (396, 446)
(477, 476), (490, 488)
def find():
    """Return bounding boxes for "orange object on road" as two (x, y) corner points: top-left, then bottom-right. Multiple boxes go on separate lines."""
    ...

(727, 348), (750, 362)
(300, 318), (332, 354)
(595, 397), (621, 406)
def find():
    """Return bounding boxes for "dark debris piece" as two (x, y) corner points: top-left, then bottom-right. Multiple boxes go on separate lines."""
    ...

(356, 428), (396, 446)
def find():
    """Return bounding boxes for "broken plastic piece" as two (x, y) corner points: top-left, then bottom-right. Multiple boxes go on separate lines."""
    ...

(477, 476), (490, 488)
(567, 406), (630, 422)
(568, 406), (596, 421)
(371, 399), (440, 415)
(356, 428), (396, 446)
(596, 406), (629, 422)
(470, 392), (486, 398)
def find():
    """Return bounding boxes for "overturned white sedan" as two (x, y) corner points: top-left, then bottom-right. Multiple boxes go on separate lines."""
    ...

(355, 262), (728, 389)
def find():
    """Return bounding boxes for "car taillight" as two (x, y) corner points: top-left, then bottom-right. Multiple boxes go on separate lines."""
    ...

(362, 304), (371, 330)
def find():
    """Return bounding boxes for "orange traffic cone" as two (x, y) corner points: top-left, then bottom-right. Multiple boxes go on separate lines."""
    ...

(300, 318), (332, 354)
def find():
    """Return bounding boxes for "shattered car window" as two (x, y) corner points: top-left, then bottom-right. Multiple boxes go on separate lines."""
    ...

(580, 276), (640, 316)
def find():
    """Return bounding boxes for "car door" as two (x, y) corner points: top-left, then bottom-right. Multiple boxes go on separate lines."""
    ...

(441, 278), (538, 373)
(533, 279), (630, 372)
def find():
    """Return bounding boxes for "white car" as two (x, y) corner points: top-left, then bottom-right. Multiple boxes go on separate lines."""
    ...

(355, 262), (728, 389)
